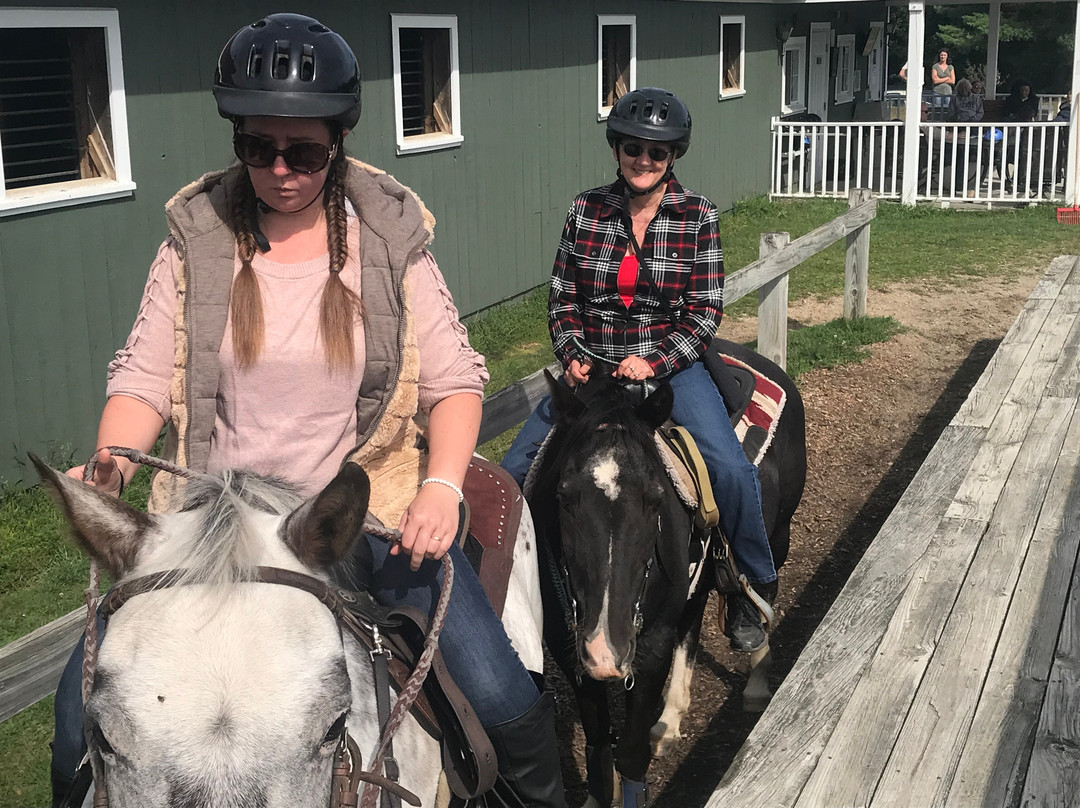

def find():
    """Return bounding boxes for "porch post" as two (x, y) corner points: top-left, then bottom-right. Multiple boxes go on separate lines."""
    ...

(985, 0), (1001, 98)
(1067, 0), (1080, 206)
(901, 1), (925, 206)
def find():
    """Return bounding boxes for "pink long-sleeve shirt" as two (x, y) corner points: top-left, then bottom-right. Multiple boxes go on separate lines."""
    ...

(107, 228), (488, 495)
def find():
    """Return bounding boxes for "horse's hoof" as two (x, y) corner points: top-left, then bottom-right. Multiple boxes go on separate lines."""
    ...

(743, 693), (772, 713)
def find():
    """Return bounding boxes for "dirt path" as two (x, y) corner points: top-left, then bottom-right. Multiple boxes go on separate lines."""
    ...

(551, 264), (1048, 806)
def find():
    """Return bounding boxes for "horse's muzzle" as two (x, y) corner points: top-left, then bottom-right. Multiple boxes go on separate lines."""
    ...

(580, 630), (634, 680)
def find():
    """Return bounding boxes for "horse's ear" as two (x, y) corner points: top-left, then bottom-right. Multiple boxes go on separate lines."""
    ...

(638, 382), (674, 429)
(283, 463), (371, 569)
(29, 453), (154, 578)
(545, 369), (584, 421)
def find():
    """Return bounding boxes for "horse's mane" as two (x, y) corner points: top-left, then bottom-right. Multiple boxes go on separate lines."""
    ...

(542, 377), (665, 484)
(145, 469), (305, 589)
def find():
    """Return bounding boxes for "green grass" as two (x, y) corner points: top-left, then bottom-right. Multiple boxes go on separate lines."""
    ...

(1, 198), (1075, 808)
(785, 316), (905, 379)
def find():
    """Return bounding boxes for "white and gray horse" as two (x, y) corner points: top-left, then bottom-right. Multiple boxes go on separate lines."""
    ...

(34, 457), (543, 808)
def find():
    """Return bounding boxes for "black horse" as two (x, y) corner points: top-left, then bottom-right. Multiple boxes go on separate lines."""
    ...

(526, 339), (807, 808)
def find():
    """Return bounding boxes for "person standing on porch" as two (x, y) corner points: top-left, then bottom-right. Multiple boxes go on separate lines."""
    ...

(931, 50), (956, 96)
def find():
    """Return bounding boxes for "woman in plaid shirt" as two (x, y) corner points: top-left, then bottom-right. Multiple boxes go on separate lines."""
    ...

(502, 87), (776, 653)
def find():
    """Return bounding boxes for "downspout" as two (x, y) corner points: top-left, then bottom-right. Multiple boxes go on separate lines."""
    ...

(1067, 0), (1080, 206)
(986, 0), (1001, 99)
(901, 1), (926, 206)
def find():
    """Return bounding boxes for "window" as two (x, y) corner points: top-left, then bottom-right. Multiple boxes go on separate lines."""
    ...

(782, 37), (807, 114)
(391, 14), (462, 155)
(0, 9), (133, 217)
(597, 16), (636, 120)
(865, 23), (885, 101)
(834, 34), (856, 104)
(719, 16), (745, 99)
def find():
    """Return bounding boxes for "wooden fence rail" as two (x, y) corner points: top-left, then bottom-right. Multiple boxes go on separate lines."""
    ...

(0, 189), (876, 724)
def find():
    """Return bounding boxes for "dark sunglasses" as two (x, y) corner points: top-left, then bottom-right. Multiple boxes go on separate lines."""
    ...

(233, 132), (335, 174)
(620, 142), (674, 162)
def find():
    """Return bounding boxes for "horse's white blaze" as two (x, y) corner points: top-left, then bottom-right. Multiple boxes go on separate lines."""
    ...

(583, 532), (624, 679)
(591, 451), (621, 501)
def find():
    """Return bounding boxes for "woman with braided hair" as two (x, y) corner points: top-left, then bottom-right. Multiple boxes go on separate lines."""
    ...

(50, 13), (567, 808)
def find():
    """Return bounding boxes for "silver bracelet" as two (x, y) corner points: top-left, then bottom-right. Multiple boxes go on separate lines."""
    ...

(421, 477), (465, 503)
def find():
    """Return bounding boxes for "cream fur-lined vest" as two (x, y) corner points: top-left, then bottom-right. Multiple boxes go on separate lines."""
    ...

(149, 157), (435, 524)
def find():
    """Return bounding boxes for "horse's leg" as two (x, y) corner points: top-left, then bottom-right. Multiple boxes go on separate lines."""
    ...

(649, 589), (708, 758)
(537, 533), (615, 808)
(614, 638), (675, 807)
(575, 678), (615, 808)
(743, 641), (774, 712)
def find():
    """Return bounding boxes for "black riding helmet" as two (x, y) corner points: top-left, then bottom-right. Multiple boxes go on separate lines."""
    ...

(213, 13), (361, 129)
(605, 87), (692, 157)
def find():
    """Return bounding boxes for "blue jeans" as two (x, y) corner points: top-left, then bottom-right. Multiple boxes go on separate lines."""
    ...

(501, 362), (776, 584)
(52, 540), (539, 781)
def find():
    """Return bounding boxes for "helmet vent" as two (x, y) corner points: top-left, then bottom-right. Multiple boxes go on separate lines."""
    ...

(309, 23), (330, 33)
(643, 100), (655, 117)
(301, 45), (315, 82)
(246, 45), (263, 78)
(658, 103), (670, 121)
(272, 42), (291, 79)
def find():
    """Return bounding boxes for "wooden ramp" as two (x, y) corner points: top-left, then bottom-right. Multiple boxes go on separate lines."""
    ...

(708, 256), (1080, 808)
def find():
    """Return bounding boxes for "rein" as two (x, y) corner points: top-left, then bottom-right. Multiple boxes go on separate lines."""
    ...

(78, 448), (450, 808)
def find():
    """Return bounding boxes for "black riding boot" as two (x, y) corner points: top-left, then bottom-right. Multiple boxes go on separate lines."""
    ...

(484, 690), (569, 808)
(726, 580), (778, 653)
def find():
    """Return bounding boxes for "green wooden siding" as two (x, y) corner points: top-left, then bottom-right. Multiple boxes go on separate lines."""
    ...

(0, 0), (877, 482)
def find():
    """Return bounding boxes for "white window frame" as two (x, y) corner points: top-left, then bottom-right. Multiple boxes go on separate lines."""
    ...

(865, 21), (885, 102)
(0, 8), (134, 217)
(781, 36), (807, 115)
(834, 33), (856, 104)
(718, 15), (746, 100)
(391, 14), (463, 156)
(597, 15), (636, 121)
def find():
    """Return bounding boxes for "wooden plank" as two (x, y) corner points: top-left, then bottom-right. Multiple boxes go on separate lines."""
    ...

(723, 197), (877, 306)
(953, 297), (1053, 428)
(0, 608), (82, 722)
(706, 424), (984, 808)
(844, 188), (872, 320)
(872, 395), (1077, 808)
(477, 362), (560, 445)
(1045, 279), (1080, 399)
(1027, 254), (1079, 300)
(794, 516), (988, 808)
(946, 395), (1080, 808)
(1021, 534), (1080, 807)
(948, 286), (1080, 521)
(757, 232), (791, 370)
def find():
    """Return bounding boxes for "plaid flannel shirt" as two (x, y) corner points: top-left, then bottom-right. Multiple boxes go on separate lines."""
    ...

(549, 178), (724, 378)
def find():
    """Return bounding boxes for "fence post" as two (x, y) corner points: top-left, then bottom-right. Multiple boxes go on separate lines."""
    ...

(757, 231), (791, 370)
(845, 188), (872, 320)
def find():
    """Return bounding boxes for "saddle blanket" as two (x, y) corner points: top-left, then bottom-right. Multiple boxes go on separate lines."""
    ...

(722, 353), (787, 468)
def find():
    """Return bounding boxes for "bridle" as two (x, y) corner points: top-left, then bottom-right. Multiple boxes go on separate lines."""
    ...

(546, 404), (660, 692)
(79, 448), (450, 808)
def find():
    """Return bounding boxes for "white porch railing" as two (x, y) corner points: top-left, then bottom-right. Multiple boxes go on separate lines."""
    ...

(770, 117), (1070, 204)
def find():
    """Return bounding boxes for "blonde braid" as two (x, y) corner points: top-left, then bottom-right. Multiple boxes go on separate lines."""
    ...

(228, 172), (265, 369)
(320, 155), (363, 372)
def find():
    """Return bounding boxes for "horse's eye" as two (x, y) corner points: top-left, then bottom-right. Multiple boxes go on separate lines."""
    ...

(89, 722), (116, 759)
(322, 713), (348, 747)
